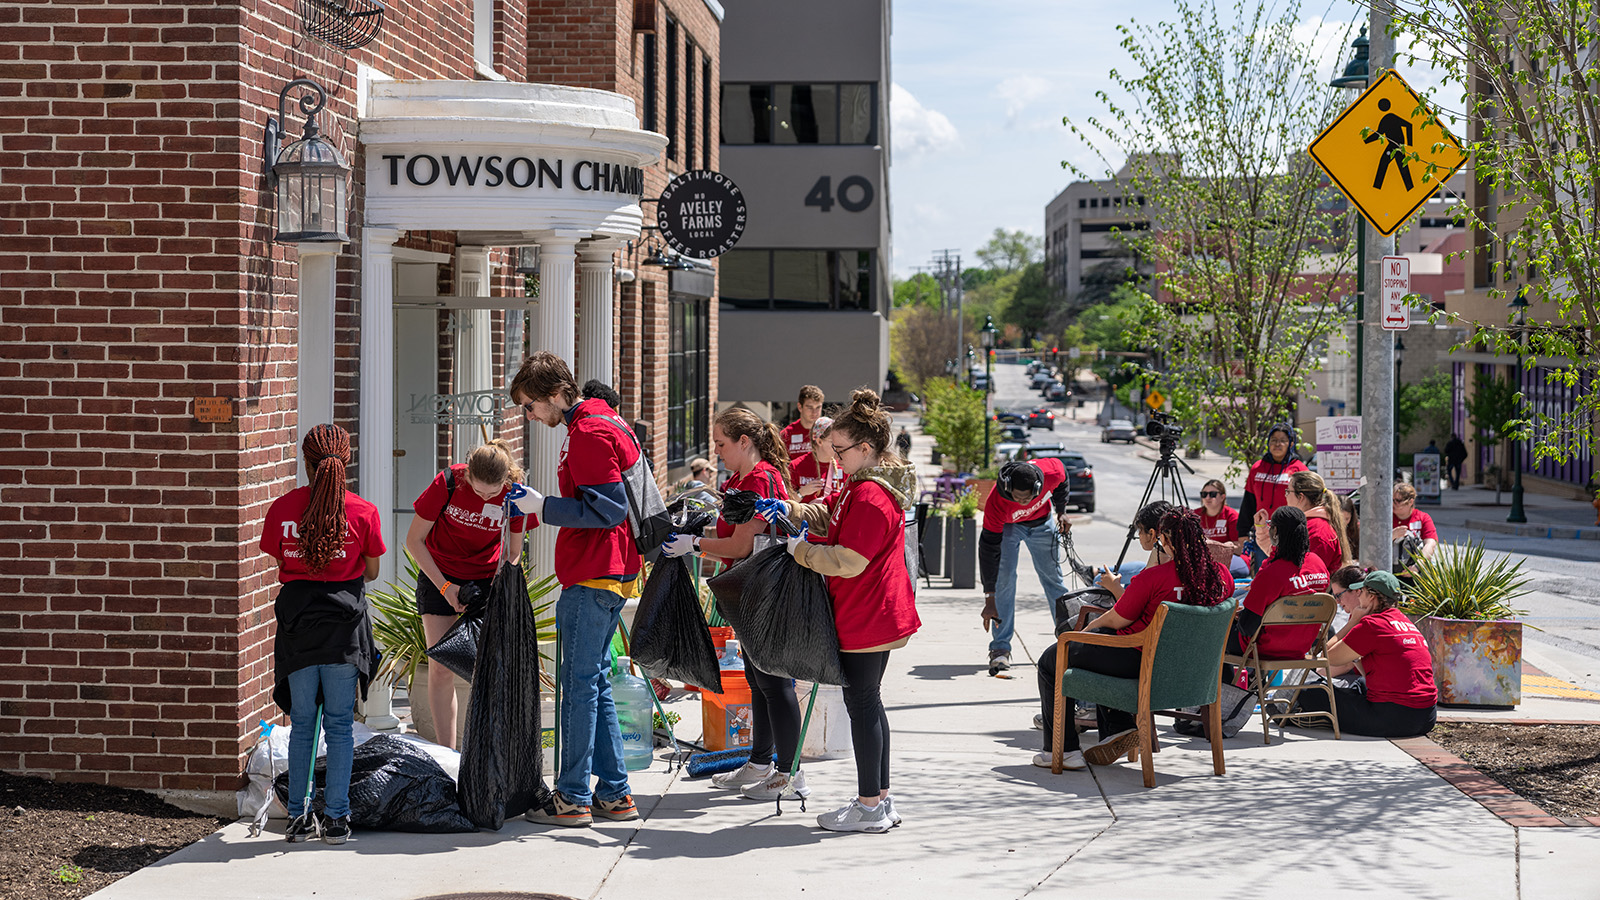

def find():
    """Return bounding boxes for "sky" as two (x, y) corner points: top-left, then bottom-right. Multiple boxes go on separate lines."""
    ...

(886, 0), (1448, 279)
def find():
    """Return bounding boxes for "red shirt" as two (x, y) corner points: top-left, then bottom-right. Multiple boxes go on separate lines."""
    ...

(1245, 456), (1309, 517)
(1394, 508), (1438, 542)
(712, 461), (789, 562)
(981, 458), (1067, 532)
(1306, 515), (1344, 572)
(1241, 553), (1330, 659)
(790, 452), (844, 499)
(261, 487), (387, 583)
(413, 464), (529, 581)
(781, 419), (814, 460)
(1342, 607), (1438, 708)
(555, 399), (642, 587)
(819, 479), (920, 650)
(1111, 559), (1235, 636)
(1197, 505), (1239, 543)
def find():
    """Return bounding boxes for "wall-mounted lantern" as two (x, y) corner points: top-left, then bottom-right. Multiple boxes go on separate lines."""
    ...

(264, 78), (350, 244)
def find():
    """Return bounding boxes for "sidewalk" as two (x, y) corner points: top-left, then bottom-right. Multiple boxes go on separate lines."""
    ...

(1427, 483), (1600, 542)
(89, 543), (1600, 899)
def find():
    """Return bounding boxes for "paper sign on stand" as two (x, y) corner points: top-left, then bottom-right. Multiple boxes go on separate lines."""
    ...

(1315, 416), (1363, 495)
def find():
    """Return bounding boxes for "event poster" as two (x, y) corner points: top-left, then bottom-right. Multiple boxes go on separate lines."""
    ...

(1315, 416), (1363, 495)
(1414, 451), (1442, 505)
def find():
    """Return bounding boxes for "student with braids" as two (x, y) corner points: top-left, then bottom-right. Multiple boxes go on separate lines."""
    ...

(1033, 506), (1232, 772)
(662, 407), (806, 801)
(260, 424), (386, 845)
(1252, 471), (1351, 574)
(404, 439), (530, 750)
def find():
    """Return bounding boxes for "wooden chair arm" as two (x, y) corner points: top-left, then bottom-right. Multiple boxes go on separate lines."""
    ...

(1056, 629), (1150, 651)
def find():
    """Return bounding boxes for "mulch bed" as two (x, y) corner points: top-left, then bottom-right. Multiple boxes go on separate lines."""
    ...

(0, 771), (228, 900)
(1430, 722), (1600, 818)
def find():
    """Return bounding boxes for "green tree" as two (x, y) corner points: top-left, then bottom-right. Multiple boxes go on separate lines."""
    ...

(1063, 0), (1357, 474)
(1394, 0), (1599, 465)
(890, 305), (960, 392)
(1070, 260), (1144, 317)
(1001, 262), (1053, 339)
(1397, 370), (1454, 446)
(921, 378), (993, 473)
(1464, 369), (1524, 497)
(893, 272), (944, 309)
(1079, 285), (1159, 388)
(974, 228), (1042, 275)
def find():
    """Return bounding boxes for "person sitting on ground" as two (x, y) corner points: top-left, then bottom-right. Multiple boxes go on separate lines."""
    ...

(1195, 478), (1248, 579)
(1231, 506), (1331, 664)
(1324, 565), (1367, 688)
(1254, 471), (1351, 573)
(1392, 482), (1438, 574)
(1293, 569), (1437, 737)
(673, 457), (715, 495)
(789, 417), (843, 501)
(1033, 506), (1234, 771)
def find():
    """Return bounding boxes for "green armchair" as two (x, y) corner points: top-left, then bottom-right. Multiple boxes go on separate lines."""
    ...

(1051, 598), (1239, 787)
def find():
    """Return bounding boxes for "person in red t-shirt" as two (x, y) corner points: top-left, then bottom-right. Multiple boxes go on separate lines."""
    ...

(259, 424), (386, 845)
(789, 416), (845, 500)
(779, 389), (920, 834)
(977, 458), (1072, 674)
(1195, 478), (1247, 578)
(662, 408), (807, 802)
(1295, 568), (1437, 737)
(1238, 425), (1309, 557)
(511, 351), (643, 829)
(1232, 506), (1331, 662)
(780, 384), (825, 460)
(403, 439), (529, 750)
(1391, 482), (1439, 573)
(1034, 507), (1232, 772)
(1253, 471), (1351, 574)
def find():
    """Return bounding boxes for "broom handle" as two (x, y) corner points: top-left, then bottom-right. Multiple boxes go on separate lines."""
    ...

(791, 683), (819, 778)
(304, 700), (322, 820)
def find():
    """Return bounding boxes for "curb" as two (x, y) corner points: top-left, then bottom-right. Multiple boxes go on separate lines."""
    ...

(1460, 519), (1600, 541)
(1395, 726), (1600, 828)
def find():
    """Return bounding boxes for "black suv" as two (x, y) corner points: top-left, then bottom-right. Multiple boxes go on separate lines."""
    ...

(1027, 449), (1094, 513)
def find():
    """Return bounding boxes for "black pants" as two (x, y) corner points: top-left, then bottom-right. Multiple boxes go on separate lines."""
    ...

(742, 652), (802, 771)
(840, 650), (892, 797)
(1296, 685), (1436, 738)
(1446, 461), (1462, 490)
(1037, 634), (1142, 752)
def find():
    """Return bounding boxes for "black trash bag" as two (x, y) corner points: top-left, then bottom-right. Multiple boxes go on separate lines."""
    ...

(457, 560), (550, 829)
(424, 583), (486, 682)
(272, 734), (476, 833)
(721, 489), (800, 535)
(708, 545), (847, 685)
(632, 557), (723, 692)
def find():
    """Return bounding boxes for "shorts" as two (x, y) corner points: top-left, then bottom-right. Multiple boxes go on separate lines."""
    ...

(415, 572), (494, 618)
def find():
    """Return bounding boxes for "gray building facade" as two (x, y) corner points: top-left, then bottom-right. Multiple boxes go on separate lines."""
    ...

(716, 0), (893, 416)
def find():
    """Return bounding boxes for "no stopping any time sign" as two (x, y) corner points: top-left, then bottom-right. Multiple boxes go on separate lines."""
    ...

(656, 170), (747, 259)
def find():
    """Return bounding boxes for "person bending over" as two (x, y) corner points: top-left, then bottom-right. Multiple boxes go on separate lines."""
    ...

(978, 459), (1073, 675)
(1391, 482), (1438, 574)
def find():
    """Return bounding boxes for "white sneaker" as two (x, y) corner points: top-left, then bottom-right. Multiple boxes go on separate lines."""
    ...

(1033, 713), (1044, 730)
(883, 794), (902, 827)
(741, 769), (810, 801)
(1033, 750), (1087, 770)
(711, 761), (774, 789)
(1083, 729), (1140, 765)
(816, 798), (893, 833)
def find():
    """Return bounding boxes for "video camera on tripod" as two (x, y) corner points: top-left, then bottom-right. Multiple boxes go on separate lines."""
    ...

(1144, 411), (1185, 452)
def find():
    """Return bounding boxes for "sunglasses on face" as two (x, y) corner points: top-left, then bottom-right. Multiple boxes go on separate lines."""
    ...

(1199, 491), (1222, 498)
(520, 400), (537, 414)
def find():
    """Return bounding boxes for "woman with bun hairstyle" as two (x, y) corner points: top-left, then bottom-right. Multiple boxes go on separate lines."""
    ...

(1253, 471), (1350, 573)
(765, 389), (920, 834)
(403, 439), (530, 749)
(260, 425), (386, 845)
(661, 407), (805, 801)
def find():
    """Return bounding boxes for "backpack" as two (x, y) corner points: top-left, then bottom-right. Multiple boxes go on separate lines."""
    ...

(592, 412), (673, 563)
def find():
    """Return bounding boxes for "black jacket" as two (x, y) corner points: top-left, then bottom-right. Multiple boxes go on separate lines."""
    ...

(272, 578), (378, 713)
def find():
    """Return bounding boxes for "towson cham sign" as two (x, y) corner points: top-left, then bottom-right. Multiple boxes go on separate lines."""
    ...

(378, 153), (645, 196)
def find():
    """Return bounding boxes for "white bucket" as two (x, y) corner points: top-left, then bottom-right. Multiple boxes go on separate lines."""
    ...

(793, 681), (854, 760)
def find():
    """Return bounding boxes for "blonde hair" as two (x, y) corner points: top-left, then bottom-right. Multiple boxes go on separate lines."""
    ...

(1394, 481), (1418, 503)
(1289, 471), (1351, 563)
(467, 439), (524, 486)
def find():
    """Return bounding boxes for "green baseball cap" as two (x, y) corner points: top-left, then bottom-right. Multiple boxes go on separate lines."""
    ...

(1350, 570), (1404, 603)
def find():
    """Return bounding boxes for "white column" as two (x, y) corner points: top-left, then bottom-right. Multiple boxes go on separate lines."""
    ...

(527, 232), (584, 581)
(360, 226), (402, 586)
(577, 240), (619, 386)
(453, 246), (494, 458)
(295, 245), (341, 485)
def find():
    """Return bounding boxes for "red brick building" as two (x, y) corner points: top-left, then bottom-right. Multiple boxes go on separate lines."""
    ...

(0, 0), (722, 808)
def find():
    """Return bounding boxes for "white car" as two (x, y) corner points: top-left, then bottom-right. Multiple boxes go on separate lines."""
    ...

(1100, 419), (1138, 443)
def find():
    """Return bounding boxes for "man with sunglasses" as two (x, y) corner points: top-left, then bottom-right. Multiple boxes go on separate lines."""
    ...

(978, 459), (1072, 675)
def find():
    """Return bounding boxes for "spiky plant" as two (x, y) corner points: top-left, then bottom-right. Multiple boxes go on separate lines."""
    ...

(1402, 539), (1531, 623)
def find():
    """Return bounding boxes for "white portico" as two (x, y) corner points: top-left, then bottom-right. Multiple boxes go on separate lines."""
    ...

(356, 81), (666, 583)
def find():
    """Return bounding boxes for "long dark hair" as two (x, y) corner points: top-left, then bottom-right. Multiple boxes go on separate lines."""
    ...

(1270, 505), (1310, 567)
(1159, 507), (1227, 606)
(300, 424), (351, 574)
(1135, 500), (1175, 534)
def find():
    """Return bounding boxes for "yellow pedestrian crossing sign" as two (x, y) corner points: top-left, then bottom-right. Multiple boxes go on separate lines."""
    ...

(1144, 390), (1165, 411)
(1308, 71), (1467, 236)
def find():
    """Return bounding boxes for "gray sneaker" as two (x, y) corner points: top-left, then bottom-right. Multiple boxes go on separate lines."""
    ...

(741, 770), (809, 801)
(988, 650), (1012, 676)
(883, 794), (902, 827)
(711, 761), (773, 790)
(817, 798), (893, 834)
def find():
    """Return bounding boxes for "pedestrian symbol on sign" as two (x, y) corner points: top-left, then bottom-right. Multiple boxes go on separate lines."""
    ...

(1365, 99), (1414, 191)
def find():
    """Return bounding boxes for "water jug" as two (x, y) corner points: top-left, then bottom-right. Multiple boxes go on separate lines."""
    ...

(719, 639), (745, 670)
(609, 656), (655, 771)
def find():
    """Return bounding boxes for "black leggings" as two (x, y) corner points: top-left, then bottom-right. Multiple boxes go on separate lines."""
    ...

(1296, 685), (1437, 738)
(742, 652), (802, 771)
(839, 650), (892, 798)
(1036, 635), (1142, 752)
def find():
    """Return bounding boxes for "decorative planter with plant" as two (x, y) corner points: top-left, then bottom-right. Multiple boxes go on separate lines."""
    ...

(919, 507), (945, 577)
(968, 465), (999, 508)
(1403, 539), (1532, 708)
(943, 488), (980, 589)
(368, 549), (560, 741)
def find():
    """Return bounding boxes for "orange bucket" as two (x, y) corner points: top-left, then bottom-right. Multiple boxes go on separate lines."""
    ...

(700, 668), (752, 751)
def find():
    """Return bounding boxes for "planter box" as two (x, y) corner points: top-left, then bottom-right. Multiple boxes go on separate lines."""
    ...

(968, 477), (996, 508)
(920, 513), (945, 577)
(930, 447), (942, 466)
(1417, 617), (1522, 708)
(946, 517), (978, 589)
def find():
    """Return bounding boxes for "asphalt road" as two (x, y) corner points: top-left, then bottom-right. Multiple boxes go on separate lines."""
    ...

(988, 359), (1600, 692)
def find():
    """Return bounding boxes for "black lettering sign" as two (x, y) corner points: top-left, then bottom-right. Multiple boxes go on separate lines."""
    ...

(506, 157), (537, 188)
(406, 154), (440, 186)
(656, 169), (747, 259)
(377, 155), (643, 196)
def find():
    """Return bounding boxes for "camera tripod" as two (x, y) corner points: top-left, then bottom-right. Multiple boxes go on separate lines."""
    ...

(1113, 439), (1197, 572)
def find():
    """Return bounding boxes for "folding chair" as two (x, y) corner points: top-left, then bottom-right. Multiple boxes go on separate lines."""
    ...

(1223, 592), (1341, 744)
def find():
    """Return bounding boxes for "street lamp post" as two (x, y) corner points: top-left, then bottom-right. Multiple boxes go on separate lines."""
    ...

(981, 315), (997, 463)
(1507, 293), (1530, 523)
(1332, 26), (1370, 414)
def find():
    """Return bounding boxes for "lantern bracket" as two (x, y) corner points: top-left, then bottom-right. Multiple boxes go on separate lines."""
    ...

(264, 78), (329, 183)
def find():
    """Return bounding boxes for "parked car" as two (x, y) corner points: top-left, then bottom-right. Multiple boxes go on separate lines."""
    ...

(999, 424), (1029, 444)
(1101, 418), (1138, 443)
(1029, 370), (1054, 389)
(1028, 449), (1094, 513)
(994, 408), (1027, 425)
(971, 373), (990, 392)
(1045, 382), (1069, 402)
(1027, 407), (1056, 430)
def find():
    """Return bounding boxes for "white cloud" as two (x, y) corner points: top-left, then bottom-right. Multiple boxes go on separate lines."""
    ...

(891, 83), (960, 158)
(994, 74), (1053, 127)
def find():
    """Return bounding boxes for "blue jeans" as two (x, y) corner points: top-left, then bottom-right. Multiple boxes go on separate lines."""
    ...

(555, 584), (631, 806)
(286, 663), (358, 820)
(991, 518), (1069, 654)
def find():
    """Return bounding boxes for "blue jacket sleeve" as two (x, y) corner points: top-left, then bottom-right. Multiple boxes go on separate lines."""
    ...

(540, 481), (629, 529)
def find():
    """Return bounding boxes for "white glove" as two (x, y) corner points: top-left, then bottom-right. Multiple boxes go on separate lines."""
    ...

(504, 483), (545, 518)
(662, 532), (697, 558)
(785, 524), (809, 556)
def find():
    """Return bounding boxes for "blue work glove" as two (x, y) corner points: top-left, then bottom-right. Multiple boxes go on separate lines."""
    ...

(504, 482), (545, 518)
(753, 497), (789, 523)
(785, 524), (809, 556)
(662, 532), (697, 558)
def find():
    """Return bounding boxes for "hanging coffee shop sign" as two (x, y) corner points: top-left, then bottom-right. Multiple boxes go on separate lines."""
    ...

(656, 169), (747, 259)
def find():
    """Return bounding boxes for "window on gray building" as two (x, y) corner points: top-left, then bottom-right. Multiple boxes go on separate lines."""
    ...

(718, 249), (876, 310)
(721, 83), (877, 145)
